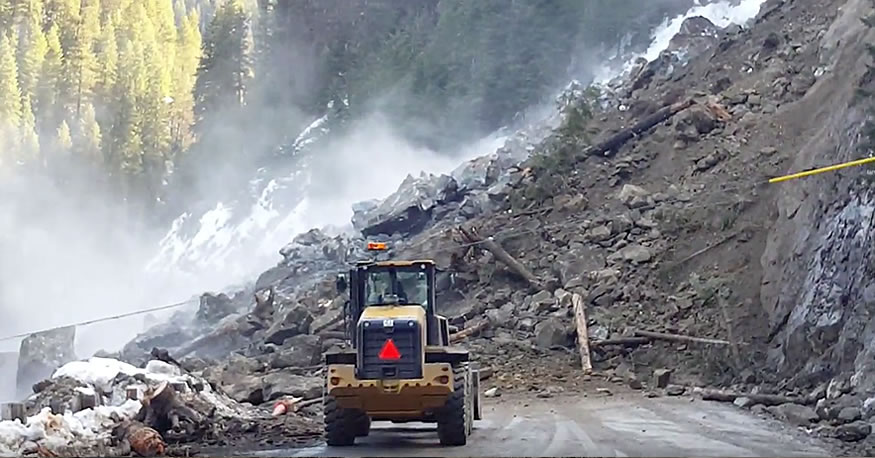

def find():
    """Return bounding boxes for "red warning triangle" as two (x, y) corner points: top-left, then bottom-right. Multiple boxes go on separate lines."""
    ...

(378, 339), (402, 360)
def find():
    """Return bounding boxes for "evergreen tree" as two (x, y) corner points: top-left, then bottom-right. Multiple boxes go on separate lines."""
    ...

(170, 9), (200, 153)
(0, 32), (22, 126)
(195, 0), (253, 125)
(75, 101), (101, 164)
(61, 0), (99, 118)
(16, 2), (48, 104)
(35, 23), (61, 132)
(18, 93), (39, 162)
(56, 118), (72, 151)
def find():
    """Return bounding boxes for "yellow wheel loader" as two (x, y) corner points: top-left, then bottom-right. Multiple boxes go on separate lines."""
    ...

(322, 242), (482, 446)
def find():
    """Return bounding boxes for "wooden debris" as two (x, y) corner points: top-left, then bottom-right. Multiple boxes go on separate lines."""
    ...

(456, 226), (540, 286)
(118, 421), (166, 457)
(589, 337), (652, 347)
(670, 231), (740, 268)
(571, 293), (593, 373)
(693, 387), (811, 406)
(140, 381), (204, 437)
(450, 320), (488, 342)
(634, 329), (731, 346)
(586, 98), (696, 157)
(478, 367), (495, 381)
(703, 99), (732, 121)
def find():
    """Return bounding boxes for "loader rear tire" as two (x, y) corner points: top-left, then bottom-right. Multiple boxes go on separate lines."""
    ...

(324, 395), (356, 446)
(353, 411), (371, 437)
(436, 365), (470, 446)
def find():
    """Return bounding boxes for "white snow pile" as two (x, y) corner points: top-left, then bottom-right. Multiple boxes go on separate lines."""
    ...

(51, 357), (189, 405)
(0, 400), (142, 456)
(0, 357), (252, 456)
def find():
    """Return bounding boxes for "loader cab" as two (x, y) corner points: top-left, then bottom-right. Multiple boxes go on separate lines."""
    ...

(336, 250), (451, 348)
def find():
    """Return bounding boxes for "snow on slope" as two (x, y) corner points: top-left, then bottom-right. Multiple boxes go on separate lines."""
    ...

(594, 0), (767, 83)
(144, 0), (768, 298)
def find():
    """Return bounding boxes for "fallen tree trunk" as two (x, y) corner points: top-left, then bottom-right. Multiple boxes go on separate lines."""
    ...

(456, 226), (540, 286)
(450, 320), (488, 342)
(571, 293), (593, 373)
(590, 337), (652, 347)
(634, 329), (730, 346)
(139, 381), (207, 441)
(693, 387), (811, 406)
(586, 99), (695, 157)
(114, 421), (166, 457)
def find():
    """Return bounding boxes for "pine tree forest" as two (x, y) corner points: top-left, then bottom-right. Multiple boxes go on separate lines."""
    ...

(0, 0), (218, 202)
(0, 0), (697, 219)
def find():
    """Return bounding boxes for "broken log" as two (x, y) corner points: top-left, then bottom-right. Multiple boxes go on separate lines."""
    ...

(141, 381), (204, 437)
(693, 387), (811, 406)
(571, 293), (593, 373)
(456, 226), (540, 286)
(450, 320), (488, 342)
(634, 329), (730, 346)
(586, 98), (696, 157)
(478, 367), (494, 381)
(115, 421), (166, 457)
(589, 337), (652, 348)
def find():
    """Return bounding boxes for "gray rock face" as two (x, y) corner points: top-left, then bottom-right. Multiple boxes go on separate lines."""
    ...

(667, 16), (720, 58)
(351, 172), (461, 237)
(835, 421), (871, 442)
(265, 304), (314, 345)
(17, 326), (77, 398)
(262, 372), (322, 401)
(269, 334), (323, 369)
(768, 403), (818, 426)
(535, 318), (572, 348)
(196, 292), (236, 324)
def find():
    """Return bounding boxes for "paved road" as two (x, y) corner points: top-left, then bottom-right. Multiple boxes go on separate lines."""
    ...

(239, 394), (831, 457)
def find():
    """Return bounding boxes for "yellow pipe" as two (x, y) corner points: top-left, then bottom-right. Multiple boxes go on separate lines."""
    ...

(768, 156), (875, 184)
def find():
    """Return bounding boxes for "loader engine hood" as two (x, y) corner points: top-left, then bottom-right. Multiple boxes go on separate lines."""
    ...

(356, 305), (427, 380)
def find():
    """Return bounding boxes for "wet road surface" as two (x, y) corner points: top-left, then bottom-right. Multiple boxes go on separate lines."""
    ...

(237, 394), (832, 457)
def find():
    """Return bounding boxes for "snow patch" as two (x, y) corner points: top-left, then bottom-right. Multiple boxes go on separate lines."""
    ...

(594, 0), (767, 83)
(52, 357), (188, 393)
(0, 401), (142, 456)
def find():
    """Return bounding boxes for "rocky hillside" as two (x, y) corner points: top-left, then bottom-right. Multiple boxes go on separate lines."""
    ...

(10, 0), (875, 455)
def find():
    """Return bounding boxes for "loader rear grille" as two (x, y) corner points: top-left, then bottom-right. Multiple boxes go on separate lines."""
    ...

(357, 318), (422, 380)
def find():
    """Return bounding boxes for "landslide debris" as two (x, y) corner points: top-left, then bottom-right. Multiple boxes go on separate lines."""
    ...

(9, 0), (875, 455)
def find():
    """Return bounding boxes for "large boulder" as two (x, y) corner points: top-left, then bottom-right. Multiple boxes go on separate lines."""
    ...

(269, 334), (323, 369)
(196, 292), (236, 324)
(262, 372), (323, 401)
(17, 326), (77, 398)
(535, 318), (573, 349)
(264, 304), (314, 345)
(351, 172), (461, 237)
(203, 354), (266, 404)
(667, 16), (720, 58)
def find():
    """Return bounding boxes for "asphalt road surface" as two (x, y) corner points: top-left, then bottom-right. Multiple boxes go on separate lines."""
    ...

(239, 394), (832, 457)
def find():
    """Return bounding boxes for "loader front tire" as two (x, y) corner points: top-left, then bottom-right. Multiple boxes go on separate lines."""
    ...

(436, 365), (470, 446)
(324, 395), (357, 446)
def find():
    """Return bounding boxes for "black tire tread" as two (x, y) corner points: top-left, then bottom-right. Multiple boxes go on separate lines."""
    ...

(436, 366), (468, 446)
(324, 395), (357, 446)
